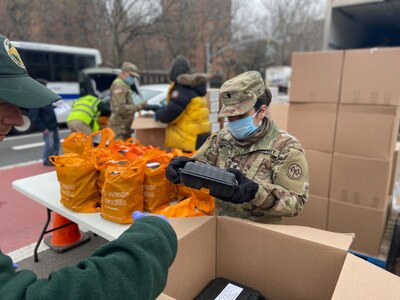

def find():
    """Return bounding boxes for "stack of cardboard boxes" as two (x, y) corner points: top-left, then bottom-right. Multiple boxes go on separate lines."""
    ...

(283, 51), (344, 231)
(283, 48), (400, 257)
(206, 88), (224, 133)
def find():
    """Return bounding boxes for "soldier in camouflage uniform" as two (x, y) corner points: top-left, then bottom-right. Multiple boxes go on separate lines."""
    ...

(109, 62), (147, 141)
(166, 71), (309, 224)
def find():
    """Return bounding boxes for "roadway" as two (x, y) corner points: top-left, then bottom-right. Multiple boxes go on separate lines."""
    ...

(0, 128), (71, 254)
(0, 128), (70, 167)
(1, 128), (108, 279)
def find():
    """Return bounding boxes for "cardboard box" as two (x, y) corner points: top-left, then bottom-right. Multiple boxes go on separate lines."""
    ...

(206, 88), (220, 113)
(206, 88), (219, 103)
(131, 116), (167, 148)
(305, 149), (333, 198)
(290, 51), (344, 103)
(327, 199), (390, 257)
(163, 216), (400, 299)
(287, 103), (338, 152)
(330, 153), (392, 209)
(283, 194), (328, 230)
(334, 105), (399, 159)
(332, 253), (400, 299)
(340, 47), (400, 106)
(211, 122), (220, 133)
(268, 102), (289, 131)
(209, 112), (218, 123)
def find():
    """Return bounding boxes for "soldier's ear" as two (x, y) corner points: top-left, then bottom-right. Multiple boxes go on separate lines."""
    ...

(259, 104), (268, 118)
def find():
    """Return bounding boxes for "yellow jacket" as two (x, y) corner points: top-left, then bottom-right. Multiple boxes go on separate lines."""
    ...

(157, 75), (210, 151)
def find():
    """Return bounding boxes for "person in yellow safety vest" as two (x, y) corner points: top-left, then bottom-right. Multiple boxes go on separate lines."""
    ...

(67, 94), (111, 135)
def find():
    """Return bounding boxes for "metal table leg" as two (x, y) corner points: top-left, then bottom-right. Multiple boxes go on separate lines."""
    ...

(33, 208), (74, 262)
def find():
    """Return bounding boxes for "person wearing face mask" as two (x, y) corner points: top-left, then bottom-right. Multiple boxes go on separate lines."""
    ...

(109, 62), (147, 140)
(166, 71), (309, 224)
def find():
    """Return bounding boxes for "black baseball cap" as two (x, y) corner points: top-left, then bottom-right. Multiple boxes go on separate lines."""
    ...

(0, 35), (61, 108)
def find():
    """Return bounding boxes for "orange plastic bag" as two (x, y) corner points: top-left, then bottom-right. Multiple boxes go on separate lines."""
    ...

(176, 184), (194, 201)
(154, 197), (204, 218)
(89, 147), (127, 197)
(143, 164), (170, 212)
(100, 162), (146, 224)
(191, 188), (215, 215)
(84, 128), (115, 154)
(62, 132), (88, 155)
(50, 153), (99, 213)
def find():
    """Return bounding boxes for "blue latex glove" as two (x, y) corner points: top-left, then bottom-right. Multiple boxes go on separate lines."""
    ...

(13, 262), (18, 270)
(132, 210), (169, 223)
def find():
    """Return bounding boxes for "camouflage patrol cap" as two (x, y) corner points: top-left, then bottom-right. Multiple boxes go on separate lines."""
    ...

(218, 71), (265, 118)
(121, 61), (140, 78)
(0, 35), (60, 108)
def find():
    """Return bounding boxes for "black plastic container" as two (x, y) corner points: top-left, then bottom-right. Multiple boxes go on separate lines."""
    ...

(194, 277), (266, 300)
(179, 162), (238, 193)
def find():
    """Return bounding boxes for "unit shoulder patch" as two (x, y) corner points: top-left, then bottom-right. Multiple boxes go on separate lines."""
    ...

(286, 162), (303, 180)
(113, 86), (123, 94)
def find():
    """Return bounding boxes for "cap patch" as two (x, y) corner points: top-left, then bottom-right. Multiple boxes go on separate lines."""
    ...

(287, 163), (303, 180)
(4, 39), (25, 69)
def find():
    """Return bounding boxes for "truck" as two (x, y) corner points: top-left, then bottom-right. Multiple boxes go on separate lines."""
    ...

(323, 0), (400, 50)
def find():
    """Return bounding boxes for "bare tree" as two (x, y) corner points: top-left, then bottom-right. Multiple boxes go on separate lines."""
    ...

(102, 0), (161, 66)
(229, 0), (325, 73)
(261, 0), (325, 66)
(0, 0), (33, 40)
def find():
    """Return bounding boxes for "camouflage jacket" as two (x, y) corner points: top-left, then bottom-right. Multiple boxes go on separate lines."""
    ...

(109, 77), (144, 140)
(193, 118), (309, 223)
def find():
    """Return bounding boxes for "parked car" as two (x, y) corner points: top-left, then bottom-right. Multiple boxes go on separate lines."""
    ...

(80, 68), (169, 124)
(11, 68), (169, 134)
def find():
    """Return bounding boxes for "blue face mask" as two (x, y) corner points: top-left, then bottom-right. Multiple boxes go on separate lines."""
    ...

(228, 111), (260, 140)
(124, 75), (135, 86)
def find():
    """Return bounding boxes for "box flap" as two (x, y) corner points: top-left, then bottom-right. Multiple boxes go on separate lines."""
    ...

(156, 293), (175, 300)
(164, 216), (216, 300)
(332, 253), (400, 299)
(132, 116), (167, 129)
(222, 217), (353, 250)
(169, 216), (214, 240)
(216, 217), (353, 299)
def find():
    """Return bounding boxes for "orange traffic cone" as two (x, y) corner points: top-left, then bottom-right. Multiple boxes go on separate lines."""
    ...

(44, 213), (90, 253)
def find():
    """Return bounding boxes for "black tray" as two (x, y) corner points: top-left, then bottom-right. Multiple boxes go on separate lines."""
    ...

(179, 162), (238, 192)
(194, 277), (266, 300)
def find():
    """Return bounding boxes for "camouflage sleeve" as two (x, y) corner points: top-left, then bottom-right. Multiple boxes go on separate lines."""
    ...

(250, 146), (309, 217)
(191, 133), (219, 165)
(110, 85), (145, 115)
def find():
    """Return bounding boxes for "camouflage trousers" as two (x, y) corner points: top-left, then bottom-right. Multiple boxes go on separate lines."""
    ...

(67, 120), (92, 136)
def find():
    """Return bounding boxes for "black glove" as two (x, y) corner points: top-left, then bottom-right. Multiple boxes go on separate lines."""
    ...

(166, 156), (196, 184)
(142, 104), (162, 112)
(209, 168), (259, 204)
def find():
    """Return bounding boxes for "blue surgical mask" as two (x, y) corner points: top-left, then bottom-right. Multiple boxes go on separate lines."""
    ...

(228, 110), (260, 140)
(124, 75), (135, 86)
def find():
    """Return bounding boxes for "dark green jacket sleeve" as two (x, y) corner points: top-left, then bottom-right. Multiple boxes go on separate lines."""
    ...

(0, 217), (177, 300)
